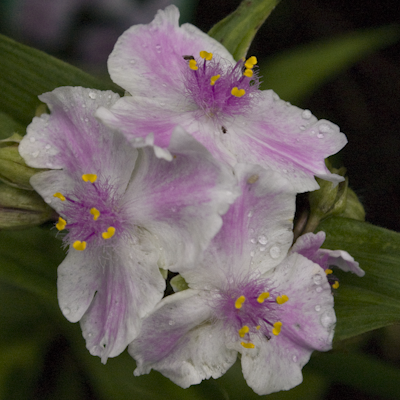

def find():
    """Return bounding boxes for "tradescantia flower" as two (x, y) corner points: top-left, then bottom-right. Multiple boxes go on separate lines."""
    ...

(19, 86), (238, 363)
(129, 164), (337, 395)
(96, 5), (348, 193)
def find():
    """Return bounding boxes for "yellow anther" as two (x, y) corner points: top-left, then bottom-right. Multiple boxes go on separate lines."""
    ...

(53, 192), (66, 201)
(245, 56), (257, 69)
(189, 59), (198, 70)
(56, 217), (67, 231)
(199, 50), (213, 61)
(257, 292), (270, 303)
(332, 281), (340, 289)
(256, 325), (261, 330)
(231, 87), (246, 98)
(90, 207), (100, 221)
(241, 342), (255, 349)
(276, 295), (289, 305)
(238, 325), (249, 338)
(235, 295), (246, 309)
(325, 269), (333, 275)
(210, 74), (221, 86)
(247, 174), (259, 184)
(102, 226), (116, 239)
(272, 321), (282, 336)
(243, 68), (253, 78)
(73, 241), (87, 251)
(82, 174), (97, 183)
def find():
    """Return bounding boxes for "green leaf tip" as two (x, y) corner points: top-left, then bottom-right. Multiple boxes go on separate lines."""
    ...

(208, 0), (281, 61)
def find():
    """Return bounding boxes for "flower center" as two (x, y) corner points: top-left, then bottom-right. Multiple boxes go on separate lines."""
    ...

(212, 276), (289, 349)
(53, 173), (124, 250)
(183, 51), (260, 120)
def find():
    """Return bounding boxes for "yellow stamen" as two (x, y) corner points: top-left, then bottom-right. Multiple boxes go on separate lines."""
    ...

(56, 217), (67, 231)
(256, 325), (261, 330)
(53, 192), (66, 201)
(189, 59), (198, 70)
(243, 68), (253, 78)
(73, 241), (86, 251)
(235, 295), (246, 309)
(210, 74), (220, 86)
(272, 321), (282, 336)
(231, 87), (245, 97)
(276, 295), (289, 305)
(102, 226), (116, 239)
(82, 174), (97, 183)
(247, 174), (259, 184)
(199, 50), (213, 61)
(325, 269), (333, 275)
(257, 292), (270, 303)
(90, 207), (100, 221)
(332, 281), (340, 289)
(238, 325), (249, 338)
(241, 342), (255, 349)
(244, 56), (257, 69)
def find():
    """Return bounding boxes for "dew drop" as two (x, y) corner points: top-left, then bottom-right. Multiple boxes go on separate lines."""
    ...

(82, 104), (86, 108)
(258, 235), (268, 245)
(45, 197), (52, 204)
(315, 286), (323, 293)
(317, 132), (324, 139)
(250, 251), (255, 257)
(32, 151), (39, 158)
(292, 355), (298, 362)
(228, 277), (234, 284)
(29, 137), (36, 143)
(88, 91), (97, 100)
(247, 211), (253, 218)
(129, 59), (136, 64)
(301, 110), (312, 119)
(46, 162), (52, 168)
(168, 320), (175, 326)
(313, 274), (322, 285)
(250, 238), (257, 244)
(45, 144), (51, 150)
(63, 307), (71, 316)
(260, 246), (266, 252)
(319, 123), (330, 133)
(320, 312), (334, 328)
(88, 332), (92, 337)
(156, 44), (161, 53)
(269, 246), (281, 259)
(300, 125), (306, 131)
(84, 118), (89, 122)
(315, 305), (321, 312)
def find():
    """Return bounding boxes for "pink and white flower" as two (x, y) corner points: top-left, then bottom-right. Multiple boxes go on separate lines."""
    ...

(129, 164), (336, 395)
(19, 86), (238, 363)
(97, 5), (348, 192)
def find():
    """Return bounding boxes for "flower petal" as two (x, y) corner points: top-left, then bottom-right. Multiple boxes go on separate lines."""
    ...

(130, 289), (236, 388)
(292, 231), (364, 276)
(226, 91), (347, 192)
(107, 5), (234, 98)
(75, 237), (165, 363)
(122, 125), (239, 271)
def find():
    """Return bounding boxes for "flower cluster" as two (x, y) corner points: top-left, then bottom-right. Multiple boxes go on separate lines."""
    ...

(19, 5), (363, 395)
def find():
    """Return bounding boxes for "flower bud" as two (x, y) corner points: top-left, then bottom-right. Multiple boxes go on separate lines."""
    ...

(0, 183), (53, 229)
(0, 133), (41, 190)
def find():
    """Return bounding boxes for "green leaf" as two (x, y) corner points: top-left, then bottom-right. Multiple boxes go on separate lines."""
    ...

(208, 0), (280, 61)
(317, 217), (400, 341)
(0, 227), (64, 304)
(0, 112), (25, 140)
(309, 351), (400, 400)
(0, 34), (122, 127)
(260, 25), (400, 105)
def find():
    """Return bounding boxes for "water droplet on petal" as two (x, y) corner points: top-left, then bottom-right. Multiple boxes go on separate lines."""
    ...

(258, 235), (268, 245)
(301, 110), (312, 119)
(247, 211), (253, 218)
(292, 355), (298, 362)
(250, 251), (255, 257)
(130, 59), (136, 64)
(32, 151), (39, 158)
(88, 91), (97, 100)
(250, 238), (257, 244)
(168, 320), (175, 326)
(45, 144), (51, 150)
(313, 274), (322, 285)
(315, 305), (321, 312)
(260, 246), (266, 252)
(316, 286), (323, 293)
(29, 137), (36, 143)
(320, 311), (335, 328)
(82, 104), (86, 108)
(269, 246), (281, 259)
(45, 197), (52, 204)
(317, 133), (324, 138)
(84, 118), (89, 122)
(63, 307), (71, 316)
